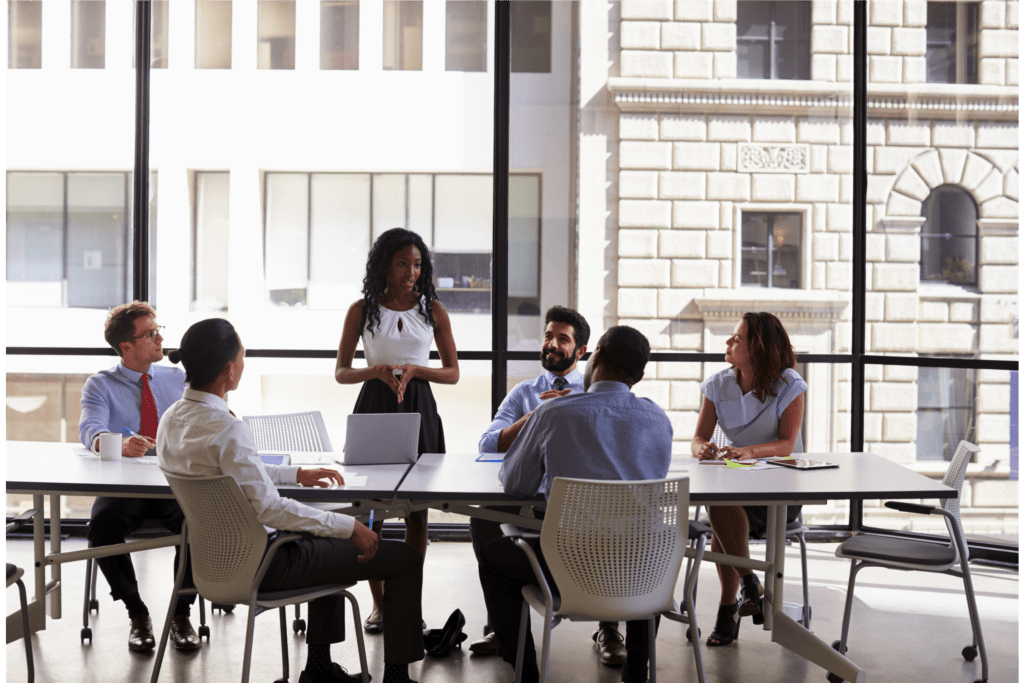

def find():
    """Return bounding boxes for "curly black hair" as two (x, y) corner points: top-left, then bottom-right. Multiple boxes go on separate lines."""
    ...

(360, 228), (438, 337)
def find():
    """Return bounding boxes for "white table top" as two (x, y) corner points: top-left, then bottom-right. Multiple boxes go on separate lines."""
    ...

(398, 452), (956, 505)
(5, 441), (411, 500)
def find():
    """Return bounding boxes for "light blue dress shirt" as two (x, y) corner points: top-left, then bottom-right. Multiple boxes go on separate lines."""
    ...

(701, 368), (808, 452)
(478, 368), (584, 454)
(79, 362), (187, 449)
(499, 381), (673, 498)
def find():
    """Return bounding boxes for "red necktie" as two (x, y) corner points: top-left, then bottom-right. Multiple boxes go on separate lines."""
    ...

(140, 373), (158, 439)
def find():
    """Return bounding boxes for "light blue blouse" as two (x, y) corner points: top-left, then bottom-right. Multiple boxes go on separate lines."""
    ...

(701, 367), (807, 453)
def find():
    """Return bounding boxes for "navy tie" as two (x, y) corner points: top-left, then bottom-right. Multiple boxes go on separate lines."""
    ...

(553, 377), (568, 391)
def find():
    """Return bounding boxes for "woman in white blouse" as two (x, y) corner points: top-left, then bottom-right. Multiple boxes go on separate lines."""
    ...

(691, 312), (807, 647)
(335, 228), (460, 633)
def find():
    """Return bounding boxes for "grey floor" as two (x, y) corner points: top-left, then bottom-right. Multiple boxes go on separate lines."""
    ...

(5, 537), (1017, 683)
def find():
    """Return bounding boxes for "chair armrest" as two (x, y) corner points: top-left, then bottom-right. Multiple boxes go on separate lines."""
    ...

(500, 523), (540, 541)
(250, 533), (303, 593)
(6, 509), (41, 535)
(884, 501), (937, 515)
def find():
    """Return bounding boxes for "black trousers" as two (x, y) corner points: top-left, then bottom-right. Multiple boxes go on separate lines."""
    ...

(260, 534), (425, 666)
(87, 496), (195, 613)
(470, 509), (618, 634)
(478, 535), (657, 683)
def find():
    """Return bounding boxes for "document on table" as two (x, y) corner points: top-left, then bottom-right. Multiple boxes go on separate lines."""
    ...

(338, 475), (368, 488)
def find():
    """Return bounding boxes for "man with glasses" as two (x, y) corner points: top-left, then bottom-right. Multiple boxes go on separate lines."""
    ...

(79, 301), (200, 653)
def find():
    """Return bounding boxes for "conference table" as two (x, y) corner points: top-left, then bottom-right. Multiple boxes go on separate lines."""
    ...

(7, 442), (954, 682)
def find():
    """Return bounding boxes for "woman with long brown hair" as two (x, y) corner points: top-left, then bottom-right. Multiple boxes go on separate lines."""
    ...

(691, 312), (807, 647)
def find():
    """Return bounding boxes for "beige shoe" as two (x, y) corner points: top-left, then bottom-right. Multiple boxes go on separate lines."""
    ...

(469, 629), (500, 656)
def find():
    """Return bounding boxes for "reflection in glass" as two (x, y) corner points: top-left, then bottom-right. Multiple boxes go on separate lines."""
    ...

(920, 185), (978, 286)
(7, 172), (64, 298)
(8, 1), (42, 69)
(264, 173), (309, 306)
(71, 0), (105, 69)
(257, 0), (296, 70)
(926, 1), (978, 85)
(193, 172), (229, 312)
(510, 0), (551, 73)
(151, 0), (169, 68)
(320, 1), (359, 70)
(195, 0), (232, 69)
(383, 0), (422, 71)
(741, 212), (802, 289)
(445, 0), (487, 72)
(67, 173), (128, 308)
(917, 366), (976, 461)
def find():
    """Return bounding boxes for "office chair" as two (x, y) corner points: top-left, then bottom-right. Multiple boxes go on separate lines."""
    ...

(241, 410), (334, 634)
(504, 476), (705, 683)
(7, 563), (35, 682)
(153, 473), (369, 683)
(827, 441), (988, 683)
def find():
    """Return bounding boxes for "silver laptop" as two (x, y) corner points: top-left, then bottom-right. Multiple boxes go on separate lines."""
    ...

(341, 413), (421, 465)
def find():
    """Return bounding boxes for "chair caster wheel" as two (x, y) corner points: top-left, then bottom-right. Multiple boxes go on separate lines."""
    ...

(293, 618), (306, 634)
(81, 627), (92, 644)
(685, 626), (700, 641)
(831, 639), (846, 656)
(198, 624), (210, 640)
(962, 645), (977, 661)
(89, 599), (99, 613)
(826, 673), (843, 683)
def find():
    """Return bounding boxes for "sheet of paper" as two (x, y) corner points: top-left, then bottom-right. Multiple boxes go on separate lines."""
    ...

(339, 476), (368, 488)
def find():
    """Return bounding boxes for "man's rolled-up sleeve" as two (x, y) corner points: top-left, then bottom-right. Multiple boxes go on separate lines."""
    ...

(478, 385), (526, 454)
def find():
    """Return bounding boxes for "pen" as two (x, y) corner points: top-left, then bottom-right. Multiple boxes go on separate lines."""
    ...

(122, 428), (146, 440)
(368, 510), (375, 528)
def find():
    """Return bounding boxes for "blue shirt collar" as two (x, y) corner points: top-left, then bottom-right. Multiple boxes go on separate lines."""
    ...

(587, 380), (630, 394)
(543, 367), (582, 387)
(117, 362), (152, 383)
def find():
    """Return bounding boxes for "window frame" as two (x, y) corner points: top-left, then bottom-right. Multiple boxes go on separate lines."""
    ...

(736, 0), (812, 81)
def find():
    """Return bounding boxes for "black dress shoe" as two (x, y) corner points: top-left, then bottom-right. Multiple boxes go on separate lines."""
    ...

(128, 615), (156, 652)
(169, 615), (202, 651)
(593, 626), (626, 667)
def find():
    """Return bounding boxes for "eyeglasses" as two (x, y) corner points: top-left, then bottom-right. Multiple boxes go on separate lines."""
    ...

(127, 326), (165, 341)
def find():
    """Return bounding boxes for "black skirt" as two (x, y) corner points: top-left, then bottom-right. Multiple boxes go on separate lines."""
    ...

(352, 377), (445, 456)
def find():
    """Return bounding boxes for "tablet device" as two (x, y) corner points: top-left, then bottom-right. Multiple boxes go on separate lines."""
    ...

(341, 413), (421, 465)
(765, 457), (838, 470)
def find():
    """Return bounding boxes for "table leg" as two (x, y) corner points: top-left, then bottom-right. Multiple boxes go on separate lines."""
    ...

(32, 495), (44, 608)
(49, 494), (61, 619)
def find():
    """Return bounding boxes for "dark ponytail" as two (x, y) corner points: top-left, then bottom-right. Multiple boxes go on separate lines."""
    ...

(168, 318), (241, 388)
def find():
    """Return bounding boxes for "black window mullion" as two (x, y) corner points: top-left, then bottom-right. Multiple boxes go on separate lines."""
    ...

(490, 1), (510, 419)
(851, 0), (868, 530)
(132, 0), (152, 303)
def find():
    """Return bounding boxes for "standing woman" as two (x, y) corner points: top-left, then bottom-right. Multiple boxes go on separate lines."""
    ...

(691, 311), (807, 647)
(336, 228), (459, 633)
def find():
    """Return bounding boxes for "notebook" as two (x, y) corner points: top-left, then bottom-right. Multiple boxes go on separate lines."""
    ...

(340, 413), (421, 465)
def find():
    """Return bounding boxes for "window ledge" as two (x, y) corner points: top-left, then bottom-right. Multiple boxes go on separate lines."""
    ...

(607, 78), (1018, 121)
(917, 283), (982, 300)
(694, 290), (849, 322)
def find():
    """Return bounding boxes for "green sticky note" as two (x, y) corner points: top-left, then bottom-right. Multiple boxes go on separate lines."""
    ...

(725, 458), (752, 469)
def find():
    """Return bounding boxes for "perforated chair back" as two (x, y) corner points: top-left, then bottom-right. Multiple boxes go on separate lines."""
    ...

(941, 440), (980, 562)
(163, 473), (269, 606)
(243, 411), (333, 452)
(541, 476), (688, 622)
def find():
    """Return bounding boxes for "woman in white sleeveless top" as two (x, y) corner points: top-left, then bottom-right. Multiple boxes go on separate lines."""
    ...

(691, 312), (807, 648)
(335, 228), (460, 633)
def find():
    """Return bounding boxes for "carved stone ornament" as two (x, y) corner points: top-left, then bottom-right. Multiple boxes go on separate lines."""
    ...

(738, 144), (810, 173)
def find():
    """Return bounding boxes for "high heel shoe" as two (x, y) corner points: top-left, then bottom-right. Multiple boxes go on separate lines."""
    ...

(739, 573), (764, 625)
(705, 600), (740, 647)
(423, 609), (467, 657)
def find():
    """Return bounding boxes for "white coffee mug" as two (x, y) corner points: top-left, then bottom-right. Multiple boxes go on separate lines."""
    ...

(98, 433), (122, 461)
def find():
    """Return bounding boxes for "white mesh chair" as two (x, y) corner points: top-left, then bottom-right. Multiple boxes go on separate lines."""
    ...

(241, 410), (333, 633)
(506, 476), (704, 683)
(7, 563), (34, 682)
(151, 473), (368, 683)
(827, 441), (988, 683)
(243, 411), (333, 453)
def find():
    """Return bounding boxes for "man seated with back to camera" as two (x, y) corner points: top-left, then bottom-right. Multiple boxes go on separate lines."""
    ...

(477, 325), (673, 683)
(472, 306), (627, 665)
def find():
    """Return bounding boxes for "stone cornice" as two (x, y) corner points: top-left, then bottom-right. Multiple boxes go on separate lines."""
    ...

(607, 78), (1019, 121)
(693, 292), (850, 322)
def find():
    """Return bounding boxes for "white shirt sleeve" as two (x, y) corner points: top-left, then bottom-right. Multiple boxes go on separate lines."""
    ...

(218, 421), (355, 539)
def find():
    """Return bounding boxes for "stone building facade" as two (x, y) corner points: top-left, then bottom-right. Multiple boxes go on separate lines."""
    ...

(595, 0), (1018, 531)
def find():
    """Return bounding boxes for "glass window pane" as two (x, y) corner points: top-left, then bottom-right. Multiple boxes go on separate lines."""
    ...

(445, 0), (487, 72)
(509, 174), (540, 299)
(372, 174), (408, 242)
(308, 173), (370, 309)
(320, 0), (359, 70)
(193, 171), (230, 312)
(8, 1), (42, 69)
(7, 172), (64, 292)
(71, 0), (105, 69)
(434, 175), (492, 252)
(264, 173), (309, 305)
(66, 173), (127, 309)
(737, 41), (768, 79)
(195, 0), (232, 69)
(510, 0), (550, 73)
(257, 0), (295, 70)
(407, 174), (434, 245)
(383, 0), (422, 71)
(151, 0), (169, 68)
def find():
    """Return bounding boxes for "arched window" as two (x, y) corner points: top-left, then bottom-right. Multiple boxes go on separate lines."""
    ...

(919, 184), (979, 285)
